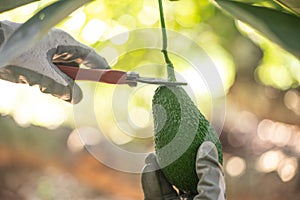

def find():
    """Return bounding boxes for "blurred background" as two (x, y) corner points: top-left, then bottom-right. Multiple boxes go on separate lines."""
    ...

(0, 0), (300, 199)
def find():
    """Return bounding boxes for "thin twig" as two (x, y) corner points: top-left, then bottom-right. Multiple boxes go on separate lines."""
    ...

(158, 0), (176, 81)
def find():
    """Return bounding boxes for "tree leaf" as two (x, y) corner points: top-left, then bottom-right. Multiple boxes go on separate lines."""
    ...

(0, 0), (40, 13)
(214, 0), (300, 59)
(275, 0), (300, 15)
(0, 0), (91, 68)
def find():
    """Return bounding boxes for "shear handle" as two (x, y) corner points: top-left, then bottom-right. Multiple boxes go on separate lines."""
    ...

(56, 65), (127, 84)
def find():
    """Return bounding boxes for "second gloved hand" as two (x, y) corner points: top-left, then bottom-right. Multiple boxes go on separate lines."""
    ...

(0, 20), (109, 104)
(142, 141), (226, 200)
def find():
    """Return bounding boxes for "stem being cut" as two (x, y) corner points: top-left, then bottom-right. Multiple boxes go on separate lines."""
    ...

(158, 0), (176, 82)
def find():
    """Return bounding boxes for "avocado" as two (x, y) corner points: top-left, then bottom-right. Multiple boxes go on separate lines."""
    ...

(152, 85), (223, 194)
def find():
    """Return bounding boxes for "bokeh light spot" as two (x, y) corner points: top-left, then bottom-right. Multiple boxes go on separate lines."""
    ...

(138, 6), (159, 25)
(257, 119), (292, 146)
(67, 130), (84, 153)
(64, 10), (86, 31)
(13, 105), (32, 127)
(257, 150), (284, 173)
(110, 25), (130, 45)
(82, 19), (106, 44)
(277, 157), (298, 182)
(174, 0), (200, 27)
(284, 90), (300, 115)
(257, 119), (274, 141)
(0, 80), (19, 114)
(226, 156), (246, 177)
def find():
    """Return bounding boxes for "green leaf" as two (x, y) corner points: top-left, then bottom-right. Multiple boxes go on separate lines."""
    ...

(214, 0), (300, 59)
(275, 0), (300, 15)
(0, 0), (40, 13)
(0, 0), (91, 68)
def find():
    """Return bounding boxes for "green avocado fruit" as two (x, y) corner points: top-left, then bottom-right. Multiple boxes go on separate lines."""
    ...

(152, 85), (223, 194)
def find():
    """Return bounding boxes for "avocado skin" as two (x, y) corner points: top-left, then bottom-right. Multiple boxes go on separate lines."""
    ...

(152, 86), (223, 193)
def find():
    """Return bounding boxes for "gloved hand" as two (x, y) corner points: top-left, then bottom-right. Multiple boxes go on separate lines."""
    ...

(142, 141), (226, 200)
(0, 20), (109, 104)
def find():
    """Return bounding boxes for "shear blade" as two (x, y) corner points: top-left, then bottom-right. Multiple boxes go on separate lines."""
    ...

(137, 77), (187, 86)
(125, 71), (187, 86)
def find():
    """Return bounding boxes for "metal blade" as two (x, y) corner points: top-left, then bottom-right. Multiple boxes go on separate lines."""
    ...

(137, 77), (187, 86)
(126, 71), (187, 86)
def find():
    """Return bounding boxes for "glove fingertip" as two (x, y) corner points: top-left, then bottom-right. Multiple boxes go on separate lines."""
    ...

(69, 83), (83, 104)
(197, 141), (218, 161)
(145, 153), (157, 164)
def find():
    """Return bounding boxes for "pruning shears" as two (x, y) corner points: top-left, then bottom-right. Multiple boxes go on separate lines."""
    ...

(57, 65), (187, 87)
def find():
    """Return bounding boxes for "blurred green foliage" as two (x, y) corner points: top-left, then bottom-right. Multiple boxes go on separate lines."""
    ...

(0, 0), (299, 133)
(0, 0), (90, 68)
(1, 1), (300, 199)
(215, 0), (300, 59)
(0, 0), (39, 13)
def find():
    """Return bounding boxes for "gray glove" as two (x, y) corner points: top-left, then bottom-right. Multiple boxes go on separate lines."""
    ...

(142, 141), (226, 200)
(0, 20), (109, 104)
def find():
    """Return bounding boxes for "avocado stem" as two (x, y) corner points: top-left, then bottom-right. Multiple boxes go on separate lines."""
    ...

(158, 0), (176, 82)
